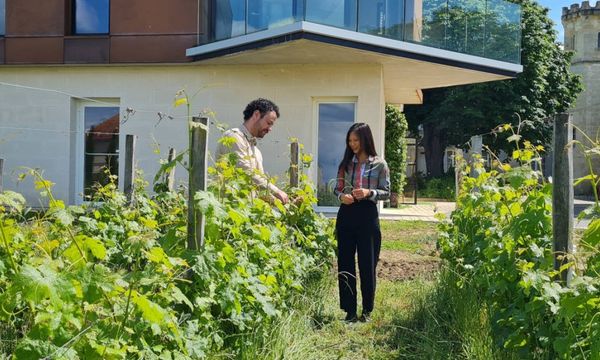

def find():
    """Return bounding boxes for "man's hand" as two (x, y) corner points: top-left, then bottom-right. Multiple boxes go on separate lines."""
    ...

(351, 188), (372, 201)
(274, 189), (289, 205)
(340, 194), (355, 205)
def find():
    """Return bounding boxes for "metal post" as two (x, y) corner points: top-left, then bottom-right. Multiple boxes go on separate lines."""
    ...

(167, 148), (176, 191)
(124, 135), (136, 204)
(290, 141), (299, 188)
(188, 117), (209, 250)
(552, 113), (574, 284)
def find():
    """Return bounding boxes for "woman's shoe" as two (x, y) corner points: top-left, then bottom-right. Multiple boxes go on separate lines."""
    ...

(344, 312), (358, 323)
(359, 312), (371, 322)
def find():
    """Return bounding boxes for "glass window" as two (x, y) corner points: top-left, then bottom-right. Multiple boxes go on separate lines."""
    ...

(248, 0), (297, 34)
(306, 0), (357, 31)
(74, 0), (110, 35)
(358, 0), (404, 40)
(446, 0), (486, 56)
(484, 0), (521, 63)
(214, 0), (246, 41)
(0, 0), (5, 36)
(83, 106), (119, 197)
(317, 102), (355, 207)
(410, 0), (448, 49)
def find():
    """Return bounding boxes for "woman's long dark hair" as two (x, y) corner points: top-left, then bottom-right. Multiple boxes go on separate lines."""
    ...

(338, 122), (377, 173)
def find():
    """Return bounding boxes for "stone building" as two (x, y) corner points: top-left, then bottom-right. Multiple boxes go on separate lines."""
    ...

(563, 2), (600, 194)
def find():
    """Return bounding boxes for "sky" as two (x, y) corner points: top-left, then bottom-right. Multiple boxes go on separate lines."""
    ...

(538, 0), (580, 42)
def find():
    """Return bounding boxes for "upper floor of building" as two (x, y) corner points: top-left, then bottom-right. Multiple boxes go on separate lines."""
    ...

(0, 0), (522, 67)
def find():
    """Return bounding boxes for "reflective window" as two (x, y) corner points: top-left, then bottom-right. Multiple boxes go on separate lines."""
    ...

(248, 0), (299, 33)
(409, 0), (448, 49)
(317, 102), (355, 207)
(206, 0), (521, 64)
(446, 0), (486, 57)
(214, 0), (246, 41)
(306, 0), (357, 30)
(83, 106), (119, 197)
(358, 0), (404, 40)
(0, 0), (5, 36)
(484, 0), (521, 63)
(74, 0), (110, 35)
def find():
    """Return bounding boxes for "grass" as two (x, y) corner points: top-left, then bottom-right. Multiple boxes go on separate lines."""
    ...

(380, 220), (438, 253)
(245, 269), (506, 360)
(241, 220), (516, 359)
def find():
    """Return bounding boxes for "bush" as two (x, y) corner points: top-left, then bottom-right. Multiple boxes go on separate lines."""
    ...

(417, 172), (455, 200)
(438, 129), (600, 358)
(0, 152), (335, 358)
(385, 105), (408, 197)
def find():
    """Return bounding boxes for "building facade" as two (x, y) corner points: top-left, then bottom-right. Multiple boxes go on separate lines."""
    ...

(0, 0), (522, 208)
(563, 2), (600, 195)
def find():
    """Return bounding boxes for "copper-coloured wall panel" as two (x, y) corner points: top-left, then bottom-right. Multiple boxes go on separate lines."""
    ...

(5, 37), (64, 64)
(0, 39), (5, 64)
(111, 0), (198, 35)
(110, 35), (196, 63)
(6, 0), (65, 36)
(64, 37), (110, 63)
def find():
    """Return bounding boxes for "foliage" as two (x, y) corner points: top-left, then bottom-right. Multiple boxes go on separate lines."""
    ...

(404, 0), (582, 175)
(438, 125), (600, 358)
(385, 105), (409, 196)
(417, 173), (455, 200)
(0, 151), (335, 358)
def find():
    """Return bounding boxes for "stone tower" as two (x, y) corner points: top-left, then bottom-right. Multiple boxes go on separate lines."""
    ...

(562, 2), (600, 194)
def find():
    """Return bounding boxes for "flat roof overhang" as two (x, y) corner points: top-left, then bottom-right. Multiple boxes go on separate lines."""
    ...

(186, 22), (523, 104)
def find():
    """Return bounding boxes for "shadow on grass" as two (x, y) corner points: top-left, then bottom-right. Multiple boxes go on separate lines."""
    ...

(310, 312), (338, 330)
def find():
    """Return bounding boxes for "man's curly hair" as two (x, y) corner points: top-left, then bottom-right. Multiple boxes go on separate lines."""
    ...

(243, 98), (280, 121)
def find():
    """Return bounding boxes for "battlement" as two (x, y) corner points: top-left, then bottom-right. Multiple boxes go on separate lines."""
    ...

(563, 1), (600, 19)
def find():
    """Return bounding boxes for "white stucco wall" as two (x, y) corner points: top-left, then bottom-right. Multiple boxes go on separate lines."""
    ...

(0, 64), (385, 204)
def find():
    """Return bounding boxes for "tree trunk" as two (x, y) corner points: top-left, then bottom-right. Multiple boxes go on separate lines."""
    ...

(423, 123), (445, 177)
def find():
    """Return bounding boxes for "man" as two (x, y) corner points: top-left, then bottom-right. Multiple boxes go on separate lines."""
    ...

(215, 98), (289, 204)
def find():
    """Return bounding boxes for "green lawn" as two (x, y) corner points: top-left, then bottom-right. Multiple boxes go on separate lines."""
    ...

(248, 220), (502, 360)
(380, 220), (438, 253)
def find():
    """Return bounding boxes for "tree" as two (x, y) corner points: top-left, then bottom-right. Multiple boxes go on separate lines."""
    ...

(385, 104), (409, 205)
(404, 0), (582, 177)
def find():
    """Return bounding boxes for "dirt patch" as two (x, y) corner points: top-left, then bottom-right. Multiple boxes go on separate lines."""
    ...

(377, 250), (440, 281)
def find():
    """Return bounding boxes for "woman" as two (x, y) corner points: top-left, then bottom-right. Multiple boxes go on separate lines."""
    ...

(334, 122), (390, 322)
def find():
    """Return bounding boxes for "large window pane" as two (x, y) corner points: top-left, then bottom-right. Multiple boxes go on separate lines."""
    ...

(84, 106), (119, 197)
(74, 0), (110, 34)
(0, 0), (5, 36)
(485, 0), (521, 63)
(84, 155), (119, 195)
(421, 0), (448, 49)
(306, 0), (357, 30)
(317, 103), (355, 207)
(248, 0), (297, 33)
(405, 0), (447, 48)
(214, 0), (246, 41)
(446, 0), (486, 56)
(358, 0), (404, 40)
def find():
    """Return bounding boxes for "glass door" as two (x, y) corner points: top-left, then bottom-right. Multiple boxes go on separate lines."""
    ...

(75, 101), (120, 202)
(316, 101), (356, 208)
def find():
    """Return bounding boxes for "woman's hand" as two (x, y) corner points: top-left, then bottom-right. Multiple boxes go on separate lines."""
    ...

(351, 188), (372, 201)
(340, 194), (355, 205)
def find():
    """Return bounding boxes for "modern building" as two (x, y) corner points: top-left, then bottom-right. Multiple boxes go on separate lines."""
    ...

(0, 0), (522, 210)
(562, 1), (600, 195)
